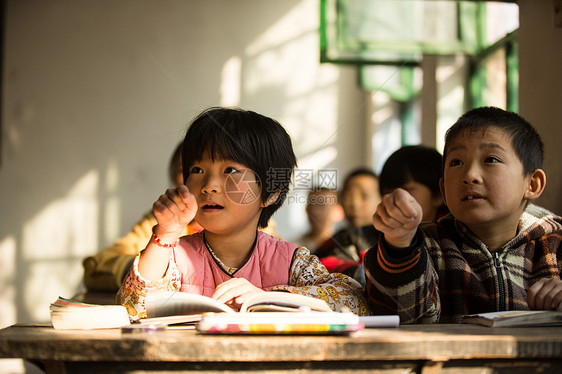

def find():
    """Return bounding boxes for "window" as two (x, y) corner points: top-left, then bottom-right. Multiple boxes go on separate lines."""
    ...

(320, 0), (519, 166)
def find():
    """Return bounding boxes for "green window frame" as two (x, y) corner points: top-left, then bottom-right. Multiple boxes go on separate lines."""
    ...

(320, 0), (519, 145)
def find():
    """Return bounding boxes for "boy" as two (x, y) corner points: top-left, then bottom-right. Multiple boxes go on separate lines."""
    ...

(315, 168), (381, 284)
(365, 107), (562, 323)
(82, 143), (202, 293)
(378, 145), (448, 222)
(292, 187), (344, 252)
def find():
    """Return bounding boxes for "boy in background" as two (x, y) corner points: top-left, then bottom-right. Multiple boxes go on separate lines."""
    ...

(316, 168), (381, 284)
(366, 106), (562, 323)
(82, 143), (201, 294)
(378, 145), (448, 222)
(293, 187), (344, 252)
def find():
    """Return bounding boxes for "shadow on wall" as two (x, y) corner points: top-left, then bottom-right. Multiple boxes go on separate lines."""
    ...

(1, 0), (367, 336)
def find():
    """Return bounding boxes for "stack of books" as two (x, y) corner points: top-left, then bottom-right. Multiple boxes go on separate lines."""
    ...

(50, 296), (130, 330)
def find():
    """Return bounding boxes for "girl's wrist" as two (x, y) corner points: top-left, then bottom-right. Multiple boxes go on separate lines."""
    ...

(151, 225), (180, 248)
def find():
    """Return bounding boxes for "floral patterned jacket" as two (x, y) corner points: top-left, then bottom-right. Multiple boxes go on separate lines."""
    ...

(117, 231), (369, 320)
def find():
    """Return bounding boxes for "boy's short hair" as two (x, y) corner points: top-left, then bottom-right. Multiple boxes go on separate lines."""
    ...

(182, 107), (297, 228)
(443, 106), (544, 176)
(308, 186), (338, 205)
(379, 145), (442, 198)
(341, 168), (378, 195)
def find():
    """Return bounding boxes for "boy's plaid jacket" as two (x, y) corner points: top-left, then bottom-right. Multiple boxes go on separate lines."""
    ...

(364, 204), (562, 323)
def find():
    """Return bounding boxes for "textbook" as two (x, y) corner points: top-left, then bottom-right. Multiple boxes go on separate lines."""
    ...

(196, 311), (363, 335)
(50, 296), (131, 330)
(463, 310), (562, 327)
(142, 290), (333, 325)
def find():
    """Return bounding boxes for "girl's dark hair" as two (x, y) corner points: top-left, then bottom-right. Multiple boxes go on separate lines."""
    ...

(379, 145), (442, 197)
(443, 106), (544, 175)
(182, 107), (297, 228)
(168, 142), (183, 184)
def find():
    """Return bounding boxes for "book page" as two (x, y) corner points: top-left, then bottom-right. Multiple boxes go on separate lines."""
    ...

(145, 291), (234, 318)
(463, 310), (562, 327)
(240, 292), (332, 313)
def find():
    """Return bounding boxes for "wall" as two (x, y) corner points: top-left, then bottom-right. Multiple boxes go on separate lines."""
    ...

(0, 0), (366, 328)
(519, 0), (562, 214)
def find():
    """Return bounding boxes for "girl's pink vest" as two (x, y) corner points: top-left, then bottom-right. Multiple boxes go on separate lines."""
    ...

(173, 231), (298, 296)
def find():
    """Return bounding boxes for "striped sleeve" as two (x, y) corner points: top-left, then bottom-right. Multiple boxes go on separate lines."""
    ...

(364, 230), (440, 324)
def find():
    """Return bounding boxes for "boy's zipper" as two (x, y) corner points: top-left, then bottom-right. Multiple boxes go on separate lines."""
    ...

(493, 252), (506, 310)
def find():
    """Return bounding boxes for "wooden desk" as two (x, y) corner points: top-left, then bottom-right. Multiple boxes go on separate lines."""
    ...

(1, 323), (561, 373)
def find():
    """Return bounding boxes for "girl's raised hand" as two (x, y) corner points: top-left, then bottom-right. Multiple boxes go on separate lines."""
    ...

(138, 185), (196, 281)
(372, 188), (422, 248)
(152, 185), (197, 240)
(211, 278), (265, 311)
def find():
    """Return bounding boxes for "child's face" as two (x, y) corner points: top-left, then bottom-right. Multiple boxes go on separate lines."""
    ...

(306, 190), (341, 231)
(341, 175), (380, 228)
(185, 151), (265, 236)
(440, 127), (532, 234)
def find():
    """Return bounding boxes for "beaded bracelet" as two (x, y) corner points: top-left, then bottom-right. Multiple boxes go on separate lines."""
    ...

(151, 231), (179, 248)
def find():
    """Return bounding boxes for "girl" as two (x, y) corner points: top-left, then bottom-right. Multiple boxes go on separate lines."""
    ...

(117, 107), (368, 319)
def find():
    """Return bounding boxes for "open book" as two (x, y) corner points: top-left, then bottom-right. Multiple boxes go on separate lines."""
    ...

(140, 290), (333, 326)
(463, 310), (562, 327)
(50, 297), (131, 330)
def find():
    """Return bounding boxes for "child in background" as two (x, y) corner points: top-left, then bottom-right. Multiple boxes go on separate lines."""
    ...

(378, 145), (448, 222)
(117, 107), (368, 320)
(292, 187), (344, 252)
(82, 142), (202, 293)
(366, 106), (562, 324)
(315, 168), (381, 284)
(346, 145), (448, 289)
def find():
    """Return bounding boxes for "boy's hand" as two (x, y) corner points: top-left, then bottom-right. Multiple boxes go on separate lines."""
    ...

(528, 278), (562, 311)
(212, 278), (265, 311)
(372, 188), (422, 248)
(152, 185), (197, 240)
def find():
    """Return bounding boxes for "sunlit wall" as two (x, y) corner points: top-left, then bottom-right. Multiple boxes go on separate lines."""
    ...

(0, 0), (367, 339)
